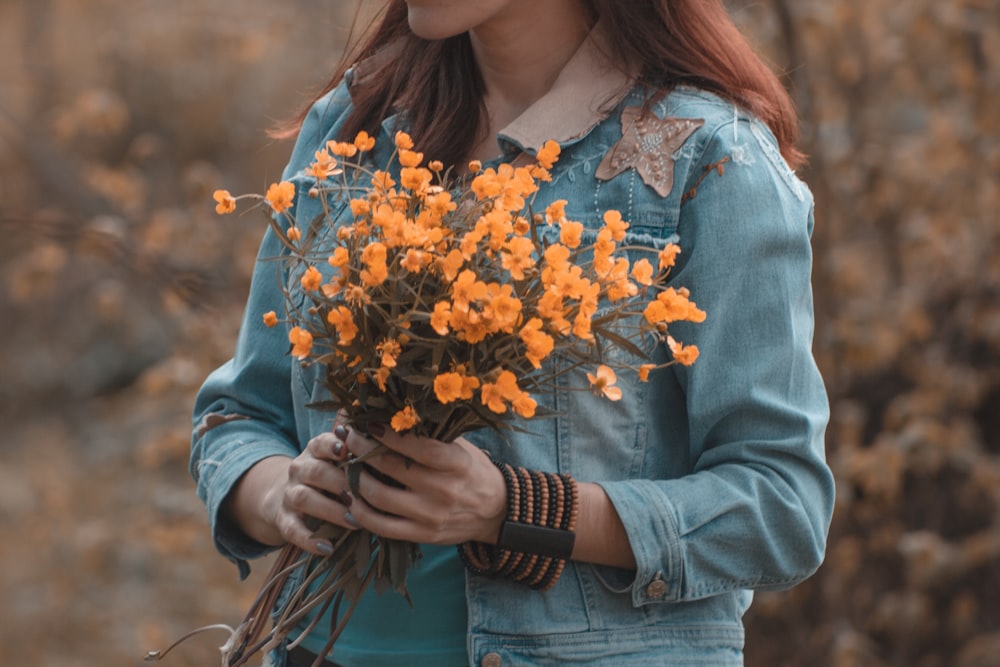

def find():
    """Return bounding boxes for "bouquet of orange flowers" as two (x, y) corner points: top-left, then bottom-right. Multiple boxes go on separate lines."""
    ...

(149, 130), (705, 666)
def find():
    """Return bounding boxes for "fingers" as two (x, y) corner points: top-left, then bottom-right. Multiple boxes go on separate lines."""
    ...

(278, 474), (358, 552)
(305, 430), (350, 463)
(274, 428), (359, 555)
(344, 423), (466, 472)
(330, 425), (504, 545)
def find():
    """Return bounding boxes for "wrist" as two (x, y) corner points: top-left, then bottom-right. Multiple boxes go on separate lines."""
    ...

(476, 456), (508, 544)
(458, 459), (579, 591)
(229, 456), (293, 547)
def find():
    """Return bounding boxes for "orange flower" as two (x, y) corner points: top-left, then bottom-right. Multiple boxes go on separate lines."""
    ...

(587, 364), (622, 401)
(542, 243), (571, 274)
(535, 140), (561, 169)
(287, 226), (302, 242)
(631, 258), (654, 286)
(425, 191), (457, 217)
(373, 366), (390, 391)
(501, 236), (536, 280)
(667, 336), (699, 366)
(265, 181), (295, 213)
(434, 373), (463, 404)
(430, 301), (452, 335)
(658, 243), (681, 270)
(390, 406), (420, 432)
(361, 264), (388, 287)
(638, 364), (656, 382)
(451, 269), (489, 308)
(483, 284), (523, 334)
(642, 287), (707, 325)
(468, 159), (482, 173)
(603, 209), (629, 241)
(213, 189), (236, 214)
(262, 311), (278, 328)
(288, 326), (313, 360)
(326, 305), (359, 345)
(478, 208), (514, 251)
(460, 229), (483, 259)
(559, 220), (584, 248)
(537, 290), (571, 334)
(572, 309), (595, 341)
(401, 248), (427, 273)
(593, 228), (616, 277)
(308, 149), (342, 179)
(349, 198), (371, 217)
(437, 249), (465, 283)
(434, 371), (480, 404)
(328, 247), (349, 268)
(360, 242), (388, 286)
(327, 140), (358, 158)
(398, 149), (424, 168)
(512, 393), (538, 419)
(394, 131), (414, 150)
(300, 266), (322, 292)
(353, 131), (376, 152)
(519, 318), (555, 368)
(376, 337), (402, 369)
(480, 370), (523, 414)
(401, 166), (432, 192)
(545, 199), (567, 224)
(371, 170), (396, 193)
(344, 284), (370, 306)
(471, 164), (537, 212)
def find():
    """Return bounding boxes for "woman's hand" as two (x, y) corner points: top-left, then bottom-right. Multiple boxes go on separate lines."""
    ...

(223, 430), (358, 557)
(336, 425), (507, 546)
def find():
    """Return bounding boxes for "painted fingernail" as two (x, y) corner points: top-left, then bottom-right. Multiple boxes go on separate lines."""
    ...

(332, 441), (343, 457)
(333, 424), (349, 440)
(344, 511), (359, 527)
(315, 540), (334, 555)
(368, 423), (385, 437)
(338, 491), (353, 507)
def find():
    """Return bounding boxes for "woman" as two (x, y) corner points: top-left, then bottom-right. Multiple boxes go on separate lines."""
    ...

(191, 0), (835, 665)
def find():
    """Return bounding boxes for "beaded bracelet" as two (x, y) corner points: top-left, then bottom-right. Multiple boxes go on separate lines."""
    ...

(457, 457), (580, 591)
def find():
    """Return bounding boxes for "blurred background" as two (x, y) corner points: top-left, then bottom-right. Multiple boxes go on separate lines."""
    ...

(0, 0), (997, 665)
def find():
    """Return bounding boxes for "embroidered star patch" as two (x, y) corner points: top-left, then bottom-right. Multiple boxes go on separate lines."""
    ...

(596, 107), (704, 197)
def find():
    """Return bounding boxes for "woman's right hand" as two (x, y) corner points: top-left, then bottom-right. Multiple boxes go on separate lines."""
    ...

(224, 430), (356, 556)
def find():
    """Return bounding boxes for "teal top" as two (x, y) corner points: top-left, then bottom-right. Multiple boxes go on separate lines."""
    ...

(293, 544), (468, 667)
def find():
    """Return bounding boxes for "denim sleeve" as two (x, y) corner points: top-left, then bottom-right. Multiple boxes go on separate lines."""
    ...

(598, 117), (835, 605)
(190, 82), (354, 578)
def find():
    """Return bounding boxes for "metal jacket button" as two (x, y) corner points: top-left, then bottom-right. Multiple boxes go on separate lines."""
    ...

(481, 652), (503, 667)
(646, 578), (668, 599)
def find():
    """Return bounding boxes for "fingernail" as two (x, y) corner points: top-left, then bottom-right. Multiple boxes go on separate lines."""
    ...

(338, 491), (353, 507)
(333, 424), (349, 440)
(344, 511), (359, 527)
(315, 540), (334, 555)
(332, 441), (343, 457)
(368, 423), (385, 437)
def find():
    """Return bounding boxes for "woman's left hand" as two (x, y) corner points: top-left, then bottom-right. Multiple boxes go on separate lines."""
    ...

(334, 425), (507, 546)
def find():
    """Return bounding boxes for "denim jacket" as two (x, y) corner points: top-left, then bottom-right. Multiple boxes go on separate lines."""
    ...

(191, 27), (834, 667)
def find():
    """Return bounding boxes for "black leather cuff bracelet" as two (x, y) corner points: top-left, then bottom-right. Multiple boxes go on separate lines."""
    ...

(496, 520), (576, 560)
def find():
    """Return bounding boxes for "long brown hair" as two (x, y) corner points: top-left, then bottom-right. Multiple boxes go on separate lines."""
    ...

(284, 0), (804, 170)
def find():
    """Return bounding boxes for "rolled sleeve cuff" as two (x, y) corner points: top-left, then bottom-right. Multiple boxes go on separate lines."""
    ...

(197, 437), (298, 579)
(597, 479), (683, 606)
